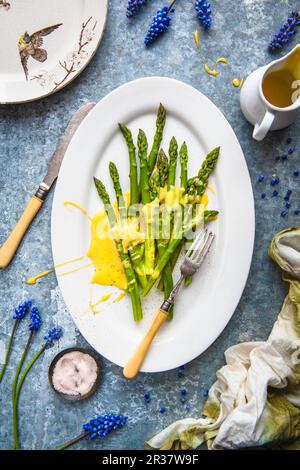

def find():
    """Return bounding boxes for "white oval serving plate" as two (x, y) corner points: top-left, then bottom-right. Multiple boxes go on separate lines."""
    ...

(0, 0), (107, 104)
(51, 77), (255, 372)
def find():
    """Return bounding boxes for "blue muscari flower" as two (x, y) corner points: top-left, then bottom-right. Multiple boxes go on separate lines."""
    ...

(29, 306), (41, 331)
(195, 0), (212, 29)
(83, 414), (127, 439)
(44, 327), (63, 347)
(270, 176), (280, 186)
(269, 11), (300, 51)
(127, 0), (148, 18)
(144, 6), (173, 47)
(13, 300), (32, 321)
(159, 407), (167, 413)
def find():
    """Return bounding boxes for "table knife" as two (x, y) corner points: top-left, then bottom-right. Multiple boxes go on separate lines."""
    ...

(0, 103), (95, 269)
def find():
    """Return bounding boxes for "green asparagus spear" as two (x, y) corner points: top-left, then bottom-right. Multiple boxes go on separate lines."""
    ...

(180, 142), (188, 189)
(157, 236), (174, 319)
(149, 149), (169, 200)
(142, 210), (219, 297)
(182, 148), (220, 287)
(93, 177), (143, 321)
(157, 242), (182, 291)
(138, 129), (156, 276)
(149, 166), (160, 201)
(158, 149), (169, 188)
(168, 137), (178, 189)
(148, 103), (166, 174)
(109, 162), (127, 220)
(138, 129), (150, 204)
(109, 162), (147, 288)
(158, 139), (178, 290)
(119, 123), (139, 205)
(187, 147), (220, 200)
(154, 149), (175, 317)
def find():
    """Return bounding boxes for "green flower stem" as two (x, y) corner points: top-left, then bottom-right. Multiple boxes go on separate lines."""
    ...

(0, 320), (19, 384)
(16, 344), (46, 401)
(12, 330), (34, 450)
(56, 432), (89, 451)
(168, 0), (177, 12)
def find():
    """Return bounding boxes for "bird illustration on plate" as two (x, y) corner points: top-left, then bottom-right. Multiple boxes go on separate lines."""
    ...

(0, 1), (11, 10)
(18, 24), (62, 80)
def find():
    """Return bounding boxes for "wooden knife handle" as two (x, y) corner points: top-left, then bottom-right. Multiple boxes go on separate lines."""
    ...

(123, 309), (168, 380)
(0, 196), (43, 268)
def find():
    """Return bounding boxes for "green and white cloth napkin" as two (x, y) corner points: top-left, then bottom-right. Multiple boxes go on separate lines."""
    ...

(147, 227), (300, 450)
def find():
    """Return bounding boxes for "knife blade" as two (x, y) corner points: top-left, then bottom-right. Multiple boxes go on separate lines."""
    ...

(36, 102), (95, 200)
(0, 102), (96, 268)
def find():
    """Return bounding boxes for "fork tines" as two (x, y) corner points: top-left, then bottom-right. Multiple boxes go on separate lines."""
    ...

(187, 229), (215, 265)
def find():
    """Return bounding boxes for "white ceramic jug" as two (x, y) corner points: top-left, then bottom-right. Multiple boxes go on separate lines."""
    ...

(240, 45), (300, 141)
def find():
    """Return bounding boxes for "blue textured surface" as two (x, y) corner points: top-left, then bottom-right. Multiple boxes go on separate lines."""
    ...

(0, 0), (299, 450)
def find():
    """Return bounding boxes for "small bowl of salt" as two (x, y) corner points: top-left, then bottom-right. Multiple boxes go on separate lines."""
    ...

(49, 348), (101, 402)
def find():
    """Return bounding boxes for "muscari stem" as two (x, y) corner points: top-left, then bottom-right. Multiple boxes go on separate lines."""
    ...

(168, 0), (177, 12)
(0, 320), (19, 384)
(15, 344), (46, 401)
(56, 432), (88, 451)
(12, 330), (34, 450)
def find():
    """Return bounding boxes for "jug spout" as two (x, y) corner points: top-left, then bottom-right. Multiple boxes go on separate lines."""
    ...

(283, 44), (300, 76)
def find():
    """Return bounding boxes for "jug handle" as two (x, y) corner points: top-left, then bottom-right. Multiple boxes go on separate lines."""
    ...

(253, 110), (275, 141)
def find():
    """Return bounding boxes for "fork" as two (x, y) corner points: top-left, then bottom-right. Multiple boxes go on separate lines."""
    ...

(123, 229), (215, 379)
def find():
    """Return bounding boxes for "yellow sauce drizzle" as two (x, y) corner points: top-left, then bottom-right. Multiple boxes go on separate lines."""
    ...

(64, 201), (92, 221)
(216, 57), (228, 64)
(99, 293), (112, 302)
(87, 208), (128, 290)
(26, 256), (85, 285)
(232, 78), (244, 88)
(194, 30), (200, 48)
(201, 193), (209, 206)
(204, 57), (228, 78)
(27, 269), (53, 285)
(204, 63), (219, 77)
(114, 292), (126, 303)
(88, 290), (113, 314)
(59, 263), (93, 277)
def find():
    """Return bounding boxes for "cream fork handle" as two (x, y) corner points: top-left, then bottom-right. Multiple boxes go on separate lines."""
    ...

(123, 309), (168, 379)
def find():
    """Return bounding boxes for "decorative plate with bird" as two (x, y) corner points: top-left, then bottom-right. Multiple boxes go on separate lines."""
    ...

(0, 0), (108, 103)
